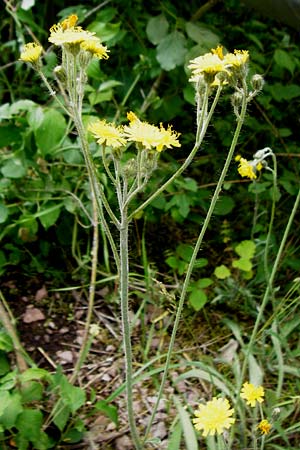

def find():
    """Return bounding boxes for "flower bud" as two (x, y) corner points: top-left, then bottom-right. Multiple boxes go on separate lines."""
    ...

(251, 74), (264, 91)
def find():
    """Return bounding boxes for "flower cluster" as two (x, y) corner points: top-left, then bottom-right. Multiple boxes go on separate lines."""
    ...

(193, 382), (275, 438)
(88, 112), (181, 153)
(20, 14), (109, 66)
(188, 45), (249, 86)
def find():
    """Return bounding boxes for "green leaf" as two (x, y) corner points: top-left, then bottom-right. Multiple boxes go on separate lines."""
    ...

(0, 391), (10, 416)
(185, 22), (220, 47)
(167, 421), (182, 450)
(214, 265), (231, 279)
(232, 258), (252, 272)
(214, 196), (235, 216)
(34, 109), (67, 156)
(0, 203), (8, 224)
(58, 374), (86, 414)
(196, 278), (213, 289)
(1, 159), (27, 179)
(0, 392), (23, 429)
(0, 352), (10, 376)
(235, 240), (256, 259)
(53, 403), (71, 431)
(173, 396), (198, 450)
(21, 381), (43, 403)
(16, 409), (43, 442)
(177, 244), (193, 262)
(0, 331), (13, 352)
(274, 49), (295, 74)
(156, 31), (187, 71)
(189, 289), (207, 311)
(269, 83), (300, 101)
(146, 15), (169, 45)
(94, 400), (118, 425)
(38, 203), (61, 230)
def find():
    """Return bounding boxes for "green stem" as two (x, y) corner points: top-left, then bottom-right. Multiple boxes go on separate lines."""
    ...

(128, 84), (222, 222)
(119, 204), (142, 450)
(70, 191), (99, 383)
(143, 86), (248, 443)
(240, 184), (300, 386)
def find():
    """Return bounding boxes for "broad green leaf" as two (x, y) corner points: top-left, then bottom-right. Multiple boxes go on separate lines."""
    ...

(21, 381), (43, 403)
(0, 370), (17, 390)
(214, 265), (231, 279)
(235, 240), (256, 259)
(19, 368), (51, 383)
(194, 258), (208, 269)
(177, 244), (193, 262)
(58, 375), (86, 413)
(214, 196), (235, 215)
(88, 21), (122, 43)
(27, 106), (44, 131)
(0, 352), (10, 376)
(0, 391), (10, 416)
(196, 278), (213, 288)
(16, 408), (43, 441)
(0, 124), (22, 147)
(274, 49), (295, 74)
(0, 331), (13, 352)
(146, 15), (169, 45)
(189, 289), (207, 311)
(1, 159), (27, 179)
(173, 396), (198, 450)
(0, 203), (8, 224)
(0, 392), (23, 429)
(53, 403), (71, 431)
(94, 400), (118, 425)
(34, 109), (67, 156)
(38, 203), (61, 230)
(269, 83), (300, 101)
(232, 258), (252, 272)
(185, 22), (220, 47)
(156, 31), (187, 71)
(88, 90), (113, 105)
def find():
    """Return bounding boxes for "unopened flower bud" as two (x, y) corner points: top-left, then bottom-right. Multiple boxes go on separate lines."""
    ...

(54, 65), (67, 83)
(231, 91), (243, 109)
(251, 74), (264, 91)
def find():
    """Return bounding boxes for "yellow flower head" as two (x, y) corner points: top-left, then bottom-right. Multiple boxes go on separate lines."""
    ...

(258, 419), (272, 435)
(19, 42), (43, 63)
(224, 50), (249, 68)
(49, 16), (96, 46)
(80, 39), (109, 59)
(88, 119), (126, 148)
(61, 14), (78, 30)
(211, 45), (225, 60)
(237, 157), (257, 180)
(123, 112), (181, 152)
(240, 381), (265, 407)
(188, 52), (228, 81)
(193, 397), (235, 436)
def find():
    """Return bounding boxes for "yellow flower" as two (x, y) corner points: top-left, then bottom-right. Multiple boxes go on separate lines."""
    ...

(237, 157), (257, 180)
(19, 42), (43, 63)
(123, 112), (181, 152)
(193, 397), (235, 436)
(61, 14), (78, 30)
(88, 119), (126, 148)
(188, 52), (228, 81)
(80, 39), (109, 59)
(258, 419), (272, 435)
(240, 381), (265, 407)
(49, 17), (96, 46)
(224, 49), (249, 68)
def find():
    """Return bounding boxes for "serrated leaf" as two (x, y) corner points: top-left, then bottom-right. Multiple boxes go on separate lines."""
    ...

(156, 31), (187, 71)
(214, 265), (231, 279)
(146, 15), (169, 45)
